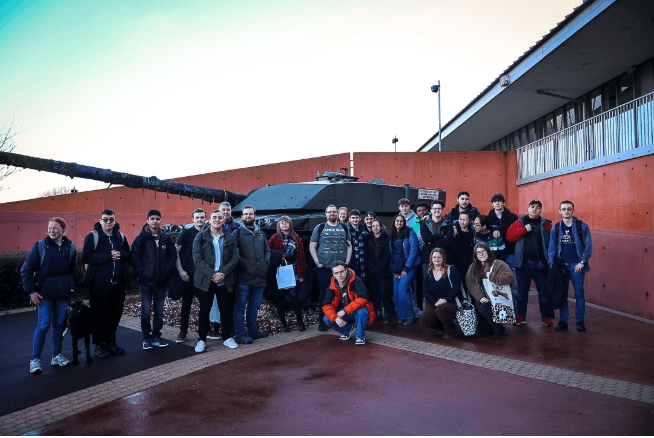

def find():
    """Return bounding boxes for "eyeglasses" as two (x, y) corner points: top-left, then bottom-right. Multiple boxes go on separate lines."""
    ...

(476, 250), (488, 255)
(473, 223), (482, 227)
(101, 218), (116, 223)
(560, 208), (574, 212)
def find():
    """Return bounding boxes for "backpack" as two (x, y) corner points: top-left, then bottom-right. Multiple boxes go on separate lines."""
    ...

(38, 239), (76, 267)
(317, 222), (349, 242)
(553, 220), (584, 250)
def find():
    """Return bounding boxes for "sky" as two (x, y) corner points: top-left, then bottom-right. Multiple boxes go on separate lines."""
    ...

(0, 0), (582, 203)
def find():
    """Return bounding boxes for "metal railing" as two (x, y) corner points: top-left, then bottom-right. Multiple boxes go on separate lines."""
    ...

(517, 91), (654, 179)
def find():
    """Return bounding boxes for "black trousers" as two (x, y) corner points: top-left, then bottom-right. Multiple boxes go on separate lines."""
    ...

(198, 283), (234, 342)
(179, 274), (201, 334)
(274, 285), (303, 325)
(89, 281), (125, 346)
(477, 301), (503, 335)
(367, 275), (392, 316)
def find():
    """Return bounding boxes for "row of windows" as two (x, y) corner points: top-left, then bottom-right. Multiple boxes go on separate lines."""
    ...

(482, 57), (654, 151)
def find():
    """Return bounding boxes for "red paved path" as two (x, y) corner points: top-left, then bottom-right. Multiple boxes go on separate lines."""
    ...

(39, 334), (654, 436)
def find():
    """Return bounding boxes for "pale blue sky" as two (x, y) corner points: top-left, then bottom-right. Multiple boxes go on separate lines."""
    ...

(0, 0), (582, 202)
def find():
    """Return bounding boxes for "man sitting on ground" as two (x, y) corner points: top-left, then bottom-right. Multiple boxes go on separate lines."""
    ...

(322, 261), (375, 346)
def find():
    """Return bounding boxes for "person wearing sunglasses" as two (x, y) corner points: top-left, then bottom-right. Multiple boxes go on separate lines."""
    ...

(82, 209), (131, 359)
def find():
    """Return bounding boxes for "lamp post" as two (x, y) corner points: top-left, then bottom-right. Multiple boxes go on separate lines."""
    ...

(431, 81), (441, 152)
(392, 135), (398, 152)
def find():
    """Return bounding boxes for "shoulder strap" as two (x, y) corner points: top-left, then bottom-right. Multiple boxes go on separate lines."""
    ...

(317, 223), (325, 237)
(70, 242), (76, 260)
(92, 230), (99, 250)
(38, 240), (46, 268)
(555, 222), (561, 245)
(576, 220), (583, 240)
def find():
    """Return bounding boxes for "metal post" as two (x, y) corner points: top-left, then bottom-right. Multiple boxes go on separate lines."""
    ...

(438, 80), (442, 152)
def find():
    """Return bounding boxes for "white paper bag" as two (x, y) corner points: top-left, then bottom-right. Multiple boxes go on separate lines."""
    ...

(276, 263), (296, 290)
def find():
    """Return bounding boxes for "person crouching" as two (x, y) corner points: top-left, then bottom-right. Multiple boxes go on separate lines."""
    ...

(322, 262), (375, 346)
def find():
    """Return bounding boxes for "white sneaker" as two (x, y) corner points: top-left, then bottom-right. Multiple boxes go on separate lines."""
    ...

(339, 325), (356, 341)
(30, 359), (42, 374)
(195, 340), (206, 353)
(51, 354), (71, 367)
(223, 338), (238, 349)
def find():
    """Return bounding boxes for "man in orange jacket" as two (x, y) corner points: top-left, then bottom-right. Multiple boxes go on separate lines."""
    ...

(322, 261), (375, 346)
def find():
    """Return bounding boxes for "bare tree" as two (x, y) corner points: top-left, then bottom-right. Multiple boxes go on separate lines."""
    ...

(39, 185), (75, 198)
(0, 118), (22, 190)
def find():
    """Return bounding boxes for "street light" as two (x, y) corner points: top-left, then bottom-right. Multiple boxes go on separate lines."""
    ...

(392, 135), (398, 152)
(431, 81), (442, 152)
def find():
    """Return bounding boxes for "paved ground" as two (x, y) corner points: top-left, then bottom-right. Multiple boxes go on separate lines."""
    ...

(1, 298), (653, 436)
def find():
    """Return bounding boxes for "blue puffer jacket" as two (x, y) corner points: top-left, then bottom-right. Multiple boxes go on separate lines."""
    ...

(21, 236), (76, 300)
(389, 229), (421, 273)
(130, 224), (178, 287)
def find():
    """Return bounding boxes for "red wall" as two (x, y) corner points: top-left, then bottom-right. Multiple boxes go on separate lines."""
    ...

(516, 154), (654, 319)
(354, 151), (519, 213)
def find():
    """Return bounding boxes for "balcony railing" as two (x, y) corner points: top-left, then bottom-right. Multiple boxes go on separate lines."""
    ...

(517, 91), (654, 181)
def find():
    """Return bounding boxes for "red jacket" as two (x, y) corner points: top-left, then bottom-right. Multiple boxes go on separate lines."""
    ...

(322, 269), (375, 324)
(268, 233), (306, 281)
(506, 217), (553, 242)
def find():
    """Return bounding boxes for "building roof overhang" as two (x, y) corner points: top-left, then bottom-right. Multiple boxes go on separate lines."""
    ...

(419, 0), (654, 152)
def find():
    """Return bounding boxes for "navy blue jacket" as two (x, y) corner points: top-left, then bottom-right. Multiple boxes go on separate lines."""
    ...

(130, 224), (178, 287)
(21, 236), (76, 300)
(82, 222), (130, 286)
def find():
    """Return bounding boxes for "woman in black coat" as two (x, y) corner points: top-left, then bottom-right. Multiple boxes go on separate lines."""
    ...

(364, 219), (393, 323)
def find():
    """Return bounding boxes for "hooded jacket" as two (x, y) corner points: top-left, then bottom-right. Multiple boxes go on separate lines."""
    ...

(21, 236), (76, 300)
(322, 268), (375, 324)
(444, 204), (479, 224)
(364, 230), (392, 278)
(232, 223), (271, 286)
(130, 224), (177, 287)
(486, 207), (519, 255)
(420, 217), (454, 261)
(192, 227), (240, 292)
(82, 222), (130, 286)
(506, 216), (553, 269)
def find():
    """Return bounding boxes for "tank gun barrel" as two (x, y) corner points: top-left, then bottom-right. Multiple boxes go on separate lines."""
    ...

(0, 151), (248, 205)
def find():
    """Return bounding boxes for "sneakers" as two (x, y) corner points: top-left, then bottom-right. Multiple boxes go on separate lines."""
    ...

(176, 331), (187, 343)
(250, 330), (269, 340)
(318, 322), (327, 332)
(280, 325), (290, 333)
(403, 318), (416, 326)
(143, 339), (153, 350)
(223, 338), (238, 349)
(51, 354), (71, 367)
(339, 325), (356, 341)
(107, 342), (125, 355)
(195, 340), (206, 353)
(152, 338), (169, 348)
(555, 321), (568, 331)
(206, 330), (220, 340)
(576, 321), (586, 332)
(30, 359), (42, 374)
(355, 337), (366, 346)
(94, 343), (111, 359)
(234, 335), (253, 345)
(542, 317), (554, 327)
(384, 315), (392, 325)
(513, 315), (527, 326)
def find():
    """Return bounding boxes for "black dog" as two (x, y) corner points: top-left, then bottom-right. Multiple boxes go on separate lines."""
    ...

(64, 301), (93, 365)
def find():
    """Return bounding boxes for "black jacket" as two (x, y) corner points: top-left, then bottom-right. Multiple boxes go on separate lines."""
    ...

(444, 204), (479, 224)
(364, 231), (392, 278)
(21, 236), (76, 300)
(545, 257), (570, 310)
(82, 222), (130, 286)
(420, 217), (454, 262)
(130, 224), (178, 287)
(487, 207), (519, 255)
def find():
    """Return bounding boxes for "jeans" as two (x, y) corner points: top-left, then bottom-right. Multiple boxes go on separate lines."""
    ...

(140, 283), (167, 340)
(199, 283), (234, 341)
(514, 260), (553, 319)
(234, 284), (264, 337)
(323, 307), (369, 340)
(32, 298), (68, 359)
(393, 266), (416, 320)
(89, 281), (125, 345)
(559, 264), (585, 323)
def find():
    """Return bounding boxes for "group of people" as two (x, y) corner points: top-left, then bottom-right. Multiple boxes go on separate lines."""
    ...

(21, 192), (592, 374)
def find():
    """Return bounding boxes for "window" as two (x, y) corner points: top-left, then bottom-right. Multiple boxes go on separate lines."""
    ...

(603, 80), (617, 111)
(520, 127), (527, 147)
(544, 113), (555, 136)
(635, 59), (654, 96)
(565, 103), (576, 127)
(527, 123), (536, 143)
(618, 73), (634, 105)
(587, 87), (602, 117)
(555, 107), (565, 131)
